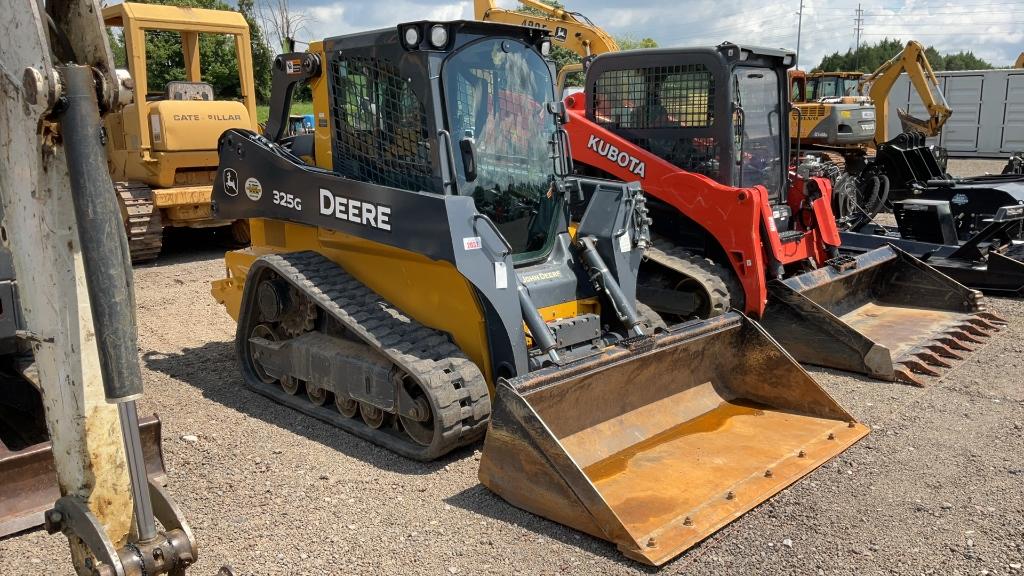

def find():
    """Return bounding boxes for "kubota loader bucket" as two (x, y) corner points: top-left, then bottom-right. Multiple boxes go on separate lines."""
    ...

(0, 416), (166, 538)
(763, 245), (1005, 385)
(479, 313), (868, 566)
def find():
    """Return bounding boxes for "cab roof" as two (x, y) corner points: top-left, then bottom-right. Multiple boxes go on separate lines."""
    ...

(102, 2), (249, 33)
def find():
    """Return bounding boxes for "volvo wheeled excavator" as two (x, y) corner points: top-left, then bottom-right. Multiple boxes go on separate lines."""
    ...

(209, 21), (868, 565)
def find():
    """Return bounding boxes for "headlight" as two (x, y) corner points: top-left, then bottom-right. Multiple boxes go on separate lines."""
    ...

(403, 26), (420, 47)
(429, 25), (448, 48)
(540, 39), (552, 56)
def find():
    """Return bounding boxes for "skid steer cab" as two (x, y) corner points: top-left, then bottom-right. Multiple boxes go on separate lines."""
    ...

(561, 43), (1004, 385)
(209, 21), (867, 565)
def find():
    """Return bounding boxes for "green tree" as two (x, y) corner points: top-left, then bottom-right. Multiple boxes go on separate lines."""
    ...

(616, 35), (658, 51)
(238, 0), (274, 103)
(814, 38), (992, 73)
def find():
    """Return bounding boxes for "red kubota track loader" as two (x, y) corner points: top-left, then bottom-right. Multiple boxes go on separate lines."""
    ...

(563, 43), (1004, 385)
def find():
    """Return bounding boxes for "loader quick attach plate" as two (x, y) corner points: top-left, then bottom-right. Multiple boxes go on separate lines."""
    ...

(479, 312), (869, 566)
(763, 245), (1006, 385)
(0, 416), (166, 537)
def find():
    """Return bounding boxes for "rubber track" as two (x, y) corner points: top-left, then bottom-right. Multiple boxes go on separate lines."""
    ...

(243, 251), (490, 460)
(642, 238), (740, 317)
(116, 182), (163, 263)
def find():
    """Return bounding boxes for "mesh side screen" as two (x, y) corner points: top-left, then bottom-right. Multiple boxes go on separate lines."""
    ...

(592, 64), (714, 129)
(330, 56), (437, 192)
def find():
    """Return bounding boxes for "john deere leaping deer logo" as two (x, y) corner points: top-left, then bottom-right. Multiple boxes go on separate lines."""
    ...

(223, 168), (238, 197)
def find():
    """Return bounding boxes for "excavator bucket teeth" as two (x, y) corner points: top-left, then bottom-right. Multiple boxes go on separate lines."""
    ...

(0, 416), (166, 538)
(897, 108), (934, 134)
(763, 245), (1001, 383)
(479, 313), (868, 566)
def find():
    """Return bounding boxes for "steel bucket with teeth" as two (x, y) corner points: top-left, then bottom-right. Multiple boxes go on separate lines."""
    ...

(762, 244), (1005, 385)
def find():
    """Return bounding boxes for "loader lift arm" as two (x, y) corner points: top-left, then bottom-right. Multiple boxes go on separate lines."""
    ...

(861, 40), (951, 143)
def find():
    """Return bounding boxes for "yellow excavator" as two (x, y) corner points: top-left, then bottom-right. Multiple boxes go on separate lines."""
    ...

(103, 2), (258, 261)
(474, 0), (616, 89)
(209, 20), (868, 565)
(800, 41), (952, 146)
(789, 69), (877, 149)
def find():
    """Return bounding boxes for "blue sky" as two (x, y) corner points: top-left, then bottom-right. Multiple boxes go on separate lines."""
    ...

(285, 0), (1023, 69)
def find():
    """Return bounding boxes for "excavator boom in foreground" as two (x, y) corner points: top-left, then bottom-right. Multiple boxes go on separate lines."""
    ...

(1, 0), (198, 573)
(209, 21), (868, 565)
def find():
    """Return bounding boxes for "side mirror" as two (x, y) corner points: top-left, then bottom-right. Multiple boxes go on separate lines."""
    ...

(546, 101), (569, 125)
(459, 135), (477, 182)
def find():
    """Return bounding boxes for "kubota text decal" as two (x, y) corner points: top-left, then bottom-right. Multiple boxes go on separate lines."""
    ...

(586, 134), (646, 178)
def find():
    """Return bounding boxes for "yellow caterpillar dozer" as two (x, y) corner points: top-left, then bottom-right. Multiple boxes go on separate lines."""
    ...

(209, 21), (868, 565)
(102, 2), (258, 261)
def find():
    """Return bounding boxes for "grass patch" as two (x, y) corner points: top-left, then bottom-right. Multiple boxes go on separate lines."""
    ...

(256, 101), (315, 124)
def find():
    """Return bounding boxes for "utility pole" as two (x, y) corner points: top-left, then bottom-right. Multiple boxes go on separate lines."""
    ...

(854, 3), (864, 68)
(795, 0), (805, 69)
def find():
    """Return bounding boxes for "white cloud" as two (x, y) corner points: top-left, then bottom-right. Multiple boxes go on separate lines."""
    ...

(284, 0), (1023, 69)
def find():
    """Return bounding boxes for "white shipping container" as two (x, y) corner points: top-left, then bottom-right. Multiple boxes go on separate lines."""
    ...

(885, 68), (1024, 157)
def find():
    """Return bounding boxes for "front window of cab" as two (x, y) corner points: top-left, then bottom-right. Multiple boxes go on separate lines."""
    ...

(443, 38), (559, 263)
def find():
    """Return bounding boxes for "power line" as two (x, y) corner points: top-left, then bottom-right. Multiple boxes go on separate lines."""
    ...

(796, 0), (806, 68)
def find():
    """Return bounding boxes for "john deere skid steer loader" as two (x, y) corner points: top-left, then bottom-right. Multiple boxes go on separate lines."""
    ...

(560, 43), (1005, 385)
(209, 21), (868, 564)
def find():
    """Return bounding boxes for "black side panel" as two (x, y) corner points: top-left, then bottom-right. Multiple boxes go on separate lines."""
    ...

(215, 129), (456, 262)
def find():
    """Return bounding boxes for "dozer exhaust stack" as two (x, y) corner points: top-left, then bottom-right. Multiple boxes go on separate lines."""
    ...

(763, 245), (1006, 385)
(480, 313), (868, 566)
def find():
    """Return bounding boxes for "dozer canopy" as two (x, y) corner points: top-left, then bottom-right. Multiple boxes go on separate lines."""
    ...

(480, 313), (868, 565)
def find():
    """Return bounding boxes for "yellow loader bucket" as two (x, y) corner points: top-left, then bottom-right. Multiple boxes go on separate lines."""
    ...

(763, 245), (1006, 385)
(479, 313), (868, 566)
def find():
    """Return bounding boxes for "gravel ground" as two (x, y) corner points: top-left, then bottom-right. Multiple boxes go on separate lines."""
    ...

(947, 158), (1011, 178)
(1, 159), (1022, 575)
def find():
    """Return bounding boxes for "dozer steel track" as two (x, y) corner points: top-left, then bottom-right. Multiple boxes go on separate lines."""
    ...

(479, 312), (869, 566)
(763, 245), (1006, 385)
(116, 181), (163, 263)
(235, 251), (490, 460)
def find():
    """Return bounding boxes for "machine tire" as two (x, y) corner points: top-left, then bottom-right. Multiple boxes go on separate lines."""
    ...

(116, 182), (164, 263)
(229, 219), (251, 246)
